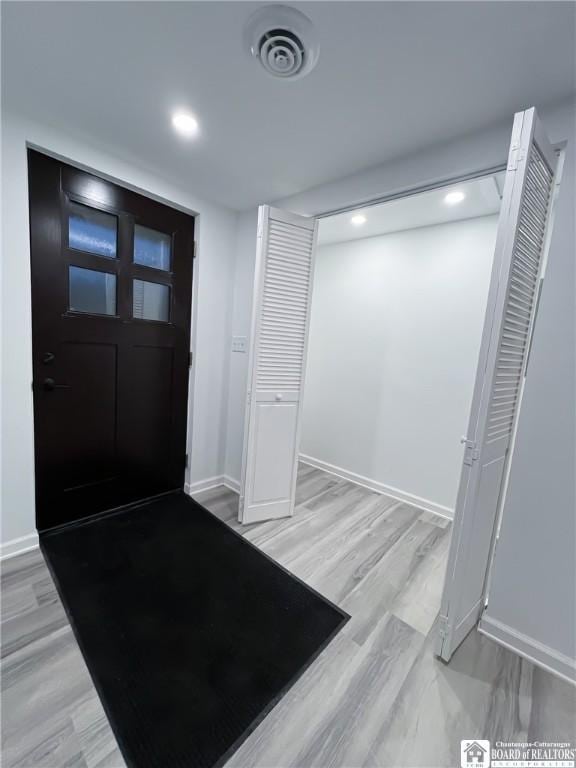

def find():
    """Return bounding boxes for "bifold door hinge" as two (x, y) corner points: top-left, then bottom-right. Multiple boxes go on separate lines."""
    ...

(461, 437), (480, 466)
(437, 615), (450, 640)
(185, 453), (189, 469)
(507, 145), (525, 171)
(192, 241), (197, 259)
(188, 351), (193, 367)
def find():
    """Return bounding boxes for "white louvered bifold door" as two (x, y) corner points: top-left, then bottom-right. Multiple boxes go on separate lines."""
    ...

(239, 206), (318, 524)
(437, 108), (562, 661)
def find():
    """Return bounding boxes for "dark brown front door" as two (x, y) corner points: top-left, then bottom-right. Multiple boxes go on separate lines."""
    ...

(28, 150), (195, 530)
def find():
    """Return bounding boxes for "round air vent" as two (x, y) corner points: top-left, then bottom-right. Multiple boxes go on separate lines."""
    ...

(259, 29), (305, 78)
(244, 6), (319, 80)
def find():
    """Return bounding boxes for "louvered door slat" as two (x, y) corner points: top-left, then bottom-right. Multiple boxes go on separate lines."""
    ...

(256, 216), (314, 393)
(484, 143), (553, 446)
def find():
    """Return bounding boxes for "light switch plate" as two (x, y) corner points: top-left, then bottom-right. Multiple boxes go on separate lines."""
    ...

(232, 336), (247, 353)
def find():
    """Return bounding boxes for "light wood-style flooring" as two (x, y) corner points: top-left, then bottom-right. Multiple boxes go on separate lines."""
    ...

(2, 464), (574, 767)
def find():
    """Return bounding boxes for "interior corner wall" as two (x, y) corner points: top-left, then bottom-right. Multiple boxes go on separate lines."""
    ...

(301, 216), (498, 515)
(0, 109), (237, 549)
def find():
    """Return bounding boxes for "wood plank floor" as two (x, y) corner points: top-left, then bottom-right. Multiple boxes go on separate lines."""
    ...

(2, 464), (574, 767)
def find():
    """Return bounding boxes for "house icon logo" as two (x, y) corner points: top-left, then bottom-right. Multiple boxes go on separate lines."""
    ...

(461, 740), (490, 768)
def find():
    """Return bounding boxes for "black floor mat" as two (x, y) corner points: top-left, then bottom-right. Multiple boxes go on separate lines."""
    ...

(40, 491), (348, 768)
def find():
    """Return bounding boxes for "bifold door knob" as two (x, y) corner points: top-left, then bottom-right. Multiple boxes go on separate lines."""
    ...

(275, 393), (283, 401)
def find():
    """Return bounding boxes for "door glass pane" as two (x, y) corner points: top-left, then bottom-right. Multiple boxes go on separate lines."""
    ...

(69, 202), (117, 258)
(133, 279), (170, 322)
(134, 225), (171, 271)
(69, 266), (117, 315)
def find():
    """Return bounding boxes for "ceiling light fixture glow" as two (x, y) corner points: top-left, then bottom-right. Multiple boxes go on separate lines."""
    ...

(444, 190), (466, 205)
(171, 111), (199, 138)
(351, 214), (367, 226)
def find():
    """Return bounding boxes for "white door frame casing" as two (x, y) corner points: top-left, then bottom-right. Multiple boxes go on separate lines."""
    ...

(311, 164), (507, 220)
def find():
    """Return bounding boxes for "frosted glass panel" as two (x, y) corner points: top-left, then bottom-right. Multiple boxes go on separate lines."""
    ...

(134, 225), (171, 271)
(69, 266), (116, 315)
(133, 279), (170, 322)
(69, 202), (117, 258)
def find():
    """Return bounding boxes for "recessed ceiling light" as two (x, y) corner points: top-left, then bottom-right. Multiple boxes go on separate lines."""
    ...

(171, 111), (199, 138)
(351, 214), (367, 226)
(444, 190), (466, 205)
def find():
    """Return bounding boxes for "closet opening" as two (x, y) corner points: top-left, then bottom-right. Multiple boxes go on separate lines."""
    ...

(238, 170), (505, 641)
(239, 105), (562, 667)
(252, 172), (500, 639)
(301, 172), (505, 524)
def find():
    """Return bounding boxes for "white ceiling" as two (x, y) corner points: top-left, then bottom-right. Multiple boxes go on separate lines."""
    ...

(318, 174), (504, 246)
(3, 2), (575, 210)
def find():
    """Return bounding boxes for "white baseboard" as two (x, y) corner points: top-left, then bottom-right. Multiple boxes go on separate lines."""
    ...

(299, 454), (453, 521)
(479, 614), (576, 686)
(185, 476), (227, 496)
(0, 531), (40, 561)
(185, 475), (240, 497)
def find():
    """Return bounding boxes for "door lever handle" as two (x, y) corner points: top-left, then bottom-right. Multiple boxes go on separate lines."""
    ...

(43, 378), (70, 391)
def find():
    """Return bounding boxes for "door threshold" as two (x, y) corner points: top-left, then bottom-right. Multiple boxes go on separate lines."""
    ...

(39, 488), (182, 538)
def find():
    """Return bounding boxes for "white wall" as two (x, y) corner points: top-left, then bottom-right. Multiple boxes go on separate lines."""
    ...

(1, 109), (237, 549)
(301, 216), (498, 515)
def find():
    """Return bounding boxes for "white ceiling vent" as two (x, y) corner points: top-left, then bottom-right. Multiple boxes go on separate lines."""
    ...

(244, 5), (319, 80)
